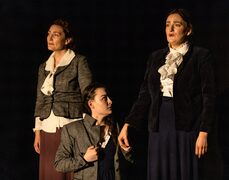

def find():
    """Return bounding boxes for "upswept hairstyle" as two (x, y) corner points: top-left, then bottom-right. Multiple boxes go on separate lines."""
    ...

(167, 8), (193, 37)
(50, 19), (75, 50)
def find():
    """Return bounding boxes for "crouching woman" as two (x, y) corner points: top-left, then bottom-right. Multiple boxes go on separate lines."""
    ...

(54, 82), (132, 180)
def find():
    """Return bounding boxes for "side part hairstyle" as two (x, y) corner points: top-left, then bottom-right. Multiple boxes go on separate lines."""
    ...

(83, 82), (108, 115)
(83, 82), (118, 145)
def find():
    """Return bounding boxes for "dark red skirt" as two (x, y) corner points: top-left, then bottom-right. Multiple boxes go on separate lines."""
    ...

(39, 128), (73, 180)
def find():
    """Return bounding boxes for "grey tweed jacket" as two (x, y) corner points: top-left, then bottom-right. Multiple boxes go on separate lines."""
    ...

(34, 54), (92, 120)
(55, 114), (132, 180)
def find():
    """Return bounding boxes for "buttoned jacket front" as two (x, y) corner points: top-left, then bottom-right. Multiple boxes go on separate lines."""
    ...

(34, 54), (92, 120)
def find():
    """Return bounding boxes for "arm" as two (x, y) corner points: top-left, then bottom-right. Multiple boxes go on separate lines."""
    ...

(33, 64), (45, 153)
(195, 49), (216, 158)
(77, 56), (93, 94)
(55, 126), (93, 172)
(34, 64), (46, 117)
(34, 130), (40, 154)
(118, 123), (131, 151)
(124, 56), (152, 129)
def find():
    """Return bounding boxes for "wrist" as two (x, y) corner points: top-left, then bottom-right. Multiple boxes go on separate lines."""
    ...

(199, 131), (208, 137)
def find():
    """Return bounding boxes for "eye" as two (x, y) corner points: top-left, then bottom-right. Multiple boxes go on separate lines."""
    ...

(174, 23), (182, 27)
(53, 33), (60, 37)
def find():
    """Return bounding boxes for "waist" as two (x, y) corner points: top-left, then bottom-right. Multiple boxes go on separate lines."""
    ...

(162, 96), (173, 101)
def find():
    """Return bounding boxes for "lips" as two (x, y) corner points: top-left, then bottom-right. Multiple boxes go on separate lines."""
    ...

(168, 33), (175, 37)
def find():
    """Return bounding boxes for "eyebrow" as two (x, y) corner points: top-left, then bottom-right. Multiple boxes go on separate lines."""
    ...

(166, 20), (183, 24)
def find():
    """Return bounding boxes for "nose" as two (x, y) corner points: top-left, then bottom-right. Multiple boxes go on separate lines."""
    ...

(169, 24), (174, 32)
(108, 97), (112, 105)
(47, 33), (53, 41)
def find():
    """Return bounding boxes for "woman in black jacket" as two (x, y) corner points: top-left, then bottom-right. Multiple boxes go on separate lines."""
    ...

(118, 8), (216, 180)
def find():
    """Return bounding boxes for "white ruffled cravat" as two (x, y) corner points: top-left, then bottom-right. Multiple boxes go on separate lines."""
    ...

(41, 49), (75, 96)
(158, 42), (189, 97)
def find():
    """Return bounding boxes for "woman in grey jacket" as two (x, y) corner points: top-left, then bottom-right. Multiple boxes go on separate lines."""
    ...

(55, 82), (132, 180)
(33, 19), (93, 180)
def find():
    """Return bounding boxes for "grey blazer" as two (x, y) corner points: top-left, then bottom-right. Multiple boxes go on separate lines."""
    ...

(34, 54), (93, 120)
(55, 114), (132, 180)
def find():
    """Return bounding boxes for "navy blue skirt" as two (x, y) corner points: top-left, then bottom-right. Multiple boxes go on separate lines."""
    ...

(147, 97), (198, 180)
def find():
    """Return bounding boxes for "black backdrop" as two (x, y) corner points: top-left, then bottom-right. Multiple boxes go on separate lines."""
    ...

(0, 0), (229, 179)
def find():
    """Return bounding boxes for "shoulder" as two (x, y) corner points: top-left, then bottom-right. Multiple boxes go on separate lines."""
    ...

(150, 47), (168, 57)
(149, 47), (168, 61)
(72, 53), (87, 62)
(64, 120), (84, 132)
(38, 61), (46, 69)
(190, 45), (213, 63)
(146, 47), (168, 66)
(191, 46), (211, 55)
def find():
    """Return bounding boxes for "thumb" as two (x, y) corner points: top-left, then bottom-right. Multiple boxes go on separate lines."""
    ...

(88, 145), (95, 150)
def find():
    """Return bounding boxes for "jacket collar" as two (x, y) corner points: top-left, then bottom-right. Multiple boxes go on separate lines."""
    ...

(83, 114), (101, 146)
(45, 49), (75, 75)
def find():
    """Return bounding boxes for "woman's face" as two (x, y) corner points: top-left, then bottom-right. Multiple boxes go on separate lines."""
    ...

(47, 24), (70, 51)
(165, 13), (191, 48)
(89, 88), (112, 118)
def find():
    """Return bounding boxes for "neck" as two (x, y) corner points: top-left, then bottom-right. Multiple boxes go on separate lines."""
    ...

(92, 114), (106, 126)
(54, 49), (68, 65)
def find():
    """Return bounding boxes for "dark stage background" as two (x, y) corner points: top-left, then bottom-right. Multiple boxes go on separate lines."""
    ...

(0, 0), (229, 179)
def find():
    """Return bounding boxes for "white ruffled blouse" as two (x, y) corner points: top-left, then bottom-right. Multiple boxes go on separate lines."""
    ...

(158, 42), (189, 97)
(33, 49), (82, 133)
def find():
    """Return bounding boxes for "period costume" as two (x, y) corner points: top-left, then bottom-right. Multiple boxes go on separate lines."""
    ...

(125, 43), (216, 180)
(34, 49), (92, 180)
(55, 114), (132, 180)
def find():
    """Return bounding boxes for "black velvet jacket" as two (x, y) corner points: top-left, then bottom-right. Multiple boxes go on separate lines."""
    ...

(125, 45), (216, 133)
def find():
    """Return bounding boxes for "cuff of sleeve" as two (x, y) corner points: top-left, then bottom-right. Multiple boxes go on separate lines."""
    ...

(33, 117), (42, 132)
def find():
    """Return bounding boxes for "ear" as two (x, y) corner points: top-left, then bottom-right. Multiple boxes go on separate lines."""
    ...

(186, 25), (192, 36)
(88, 100), (94, 109)
(65, 37), (72, 46)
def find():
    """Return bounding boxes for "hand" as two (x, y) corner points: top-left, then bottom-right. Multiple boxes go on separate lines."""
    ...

(118, 123), (131, 151)
(83, 145), (99, 162)
(195, 131), (208, 158)
(34, 130), (41, 154)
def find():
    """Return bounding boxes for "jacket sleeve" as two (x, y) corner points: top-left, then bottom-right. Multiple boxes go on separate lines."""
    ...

(77, 56), (93, 95)
(198, 50), (216, 132)
(54, 126), (90, 172)
(34, 63), (45, 117)
(124, 56), (152, 129)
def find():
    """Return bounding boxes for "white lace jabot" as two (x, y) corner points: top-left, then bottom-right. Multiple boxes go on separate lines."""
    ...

(158, 42), (189, 97)
(41, 49), (75, 96)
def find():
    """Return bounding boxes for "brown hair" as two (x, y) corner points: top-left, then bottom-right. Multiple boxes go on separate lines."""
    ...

(83, 82), (117, 145)
(51, 19), (75, 50)
(167, 8), (193, 36)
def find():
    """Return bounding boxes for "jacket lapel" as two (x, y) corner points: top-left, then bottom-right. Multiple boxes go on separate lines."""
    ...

(83, 114), (101, 147)
(174, 45), (193, 80)
(54, 65), (70, 76)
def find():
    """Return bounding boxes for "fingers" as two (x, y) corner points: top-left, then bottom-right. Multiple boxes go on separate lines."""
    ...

(34, 143), (40, 154)
(122, 146), (132, 152)
(119, 136), (130, 150)
(195, 145), (207, 158)
(84, 145), (99, 162)
(118, 124), (130, 150)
